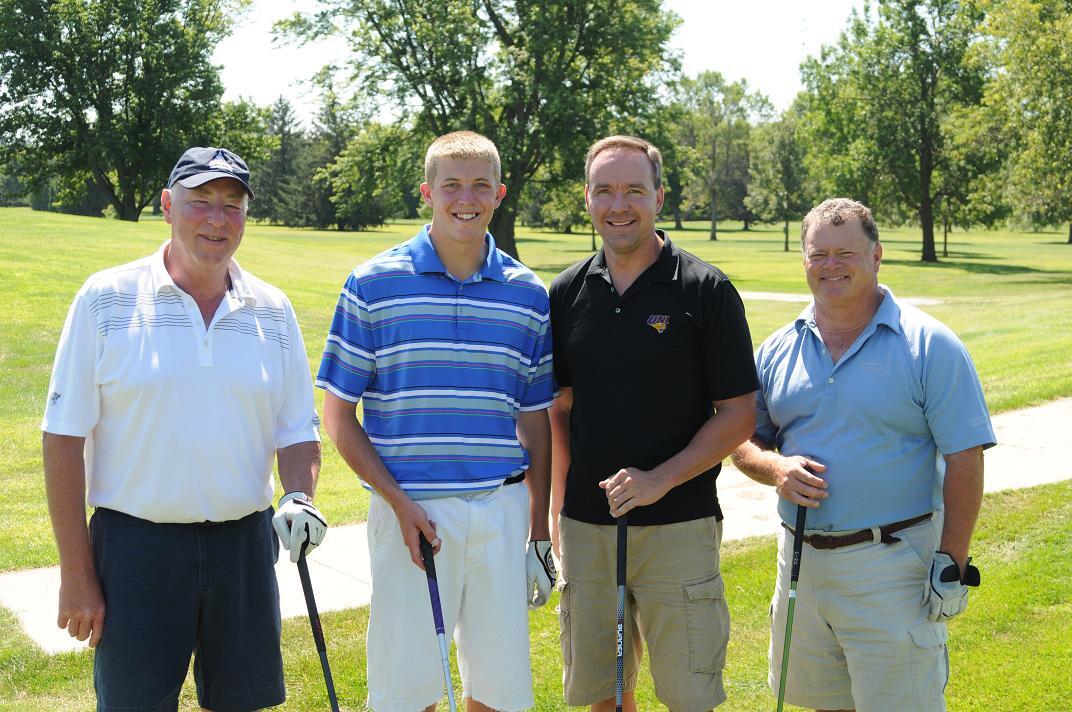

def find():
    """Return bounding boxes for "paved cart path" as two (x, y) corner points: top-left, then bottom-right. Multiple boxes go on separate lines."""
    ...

(3, 397), (1068, 654)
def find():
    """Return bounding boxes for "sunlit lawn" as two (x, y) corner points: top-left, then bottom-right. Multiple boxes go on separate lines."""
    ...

(0, 208), (1070, 709)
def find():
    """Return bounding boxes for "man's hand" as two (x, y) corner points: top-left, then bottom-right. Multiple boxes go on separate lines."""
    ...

(57, 566), (106, 647)
(525, 540), (556, 608)
(391, 497), (441, 570)
(771, 455), (828, 508)
(600, 467), (670, 518)
(272, 491), (328, 563)
(923, 551), (981, 622)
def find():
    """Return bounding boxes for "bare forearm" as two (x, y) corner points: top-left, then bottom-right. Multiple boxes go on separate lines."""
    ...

(323, 401), (407, 508)
(549, 398), (571, 520)
(730, 437), (781, 487)
(651, 393), (756, 490)
(42, 433), (93, 574)
(277, 440), (321, 498)
(518, 409), (551, 540)
(940, 446), (985, 569)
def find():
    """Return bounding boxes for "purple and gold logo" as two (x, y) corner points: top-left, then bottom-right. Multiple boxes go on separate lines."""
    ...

(646, 314), (669, 334)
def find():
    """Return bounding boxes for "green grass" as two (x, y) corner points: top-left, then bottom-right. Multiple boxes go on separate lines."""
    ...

(0, 481), (1067, 710)
(0, 208), (1070, 707)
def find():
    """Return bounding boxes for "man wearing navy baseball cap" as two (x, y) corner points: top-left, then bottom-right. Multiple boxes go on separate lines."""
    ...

(42, 146), (326, 711)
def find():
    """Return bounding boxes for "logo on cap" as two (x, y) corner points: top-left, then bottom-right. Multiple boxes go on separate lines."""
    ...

(208, 150), (237, 173)
(647, 314), (669, 334)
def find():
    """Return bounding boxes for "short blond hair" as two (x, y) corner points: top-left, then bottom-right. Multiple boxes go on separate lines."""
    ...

(584, 135), (663, 188)
(800, 197), (879, 248)
(424, 131), (502, 185)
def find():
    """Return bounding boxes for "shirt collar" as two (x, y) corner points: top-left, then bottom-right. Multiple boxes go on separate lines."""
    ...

(585, 230), (680, 283)
(151, 240), (257, 306)
(408, 224), (506, 283)
(796, 283), (901, 334)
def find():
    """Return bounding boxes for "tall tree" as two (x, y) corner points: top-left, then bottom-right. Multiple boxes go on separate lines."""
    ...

(283, 0), (677, 258)
(252, 97), (303, 224)
(0, 0), (245, 220)
(801, 0), (986, 261)
(746, 109), (813, 251)
(675, 72), (767, 240)
(980, 0), (1072, 242)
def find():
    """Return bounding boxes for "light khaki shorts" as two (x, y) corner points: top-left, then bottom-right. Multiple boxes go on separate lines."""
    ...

(558, 515), (729, 712)
(769, 515), (949, 711)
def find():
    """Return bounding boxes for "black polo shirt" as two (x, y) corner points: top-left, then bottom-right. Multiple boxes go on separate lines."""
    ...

(550, 233), (759, 526)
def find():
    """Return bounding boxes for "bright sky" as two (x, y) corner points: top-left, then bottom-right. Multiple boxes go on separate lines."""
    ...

(213, 0), (865, 126)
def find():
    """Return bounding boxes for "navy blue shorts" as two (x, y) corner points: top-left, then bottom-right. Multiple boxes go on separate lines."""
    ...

(90, 507), (284, 712)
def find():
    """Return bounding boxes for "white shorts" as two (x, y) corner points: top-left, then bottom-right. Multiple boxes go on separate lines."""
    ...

(366, 482), (534, 712)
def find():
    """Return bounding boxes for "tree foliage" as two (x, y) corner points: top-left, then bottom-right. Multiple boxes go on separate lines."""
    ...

(0, 0), (246, 220)
(980, 0), (1072, 241)
(283, 0), (678, 258)
(800, 0), (986, 261)
(746, 108), (813, 251)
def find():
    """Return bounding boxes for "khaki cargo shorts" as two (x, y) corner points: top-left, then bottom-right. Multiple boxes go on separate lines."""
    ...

(558, 515), (729, 712)
(769, 515), (949, 711)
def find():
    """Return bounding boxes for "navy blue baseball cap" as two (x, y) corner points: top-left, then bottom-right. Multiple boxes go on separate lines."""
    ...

(168, 146), (255, 199)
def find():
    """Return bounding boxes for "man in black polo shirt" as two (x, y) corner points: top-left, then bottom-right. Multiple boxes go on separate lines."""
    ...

(549, 135), (758, 712)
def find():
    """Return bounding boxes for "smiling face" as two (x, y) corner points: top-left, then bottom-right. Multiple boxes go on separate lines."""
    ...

(802, 218), (882, 309)
(585, 148), (664, 257)
(420, 157), (506, 252)
(162, 178), (247, 281)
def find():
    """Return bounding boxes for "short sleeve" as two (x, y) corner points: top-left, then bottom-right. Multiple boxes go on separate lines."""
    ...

(701, 279), (760, 402)
(40, 285), (100, 436)
(548, 276), (572, 390)
(519, 289), (554, 411)
(920, 326), (995, 454)
(752, 341), (779, 445)
(316, 272), (377, 402)
(274, 298), (321, 448)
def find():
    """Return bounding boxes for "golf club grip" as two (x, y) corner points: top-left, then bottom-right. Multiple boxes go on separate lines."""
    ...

(297, 550), (327, 655)
(297, 548), (341, 712)
(419, 533), (447, 634)
(616, 517), (627, 584)
(791, 504), (806, 582)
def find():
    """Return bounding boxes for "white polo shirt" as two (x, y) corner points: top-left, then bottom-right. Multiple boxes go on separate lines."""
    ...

(41, 242), (320, 523)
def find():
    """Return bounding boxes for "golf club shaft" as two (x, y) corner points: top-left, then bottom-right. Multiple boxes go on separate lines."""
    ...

(419, 533), (458, 712)
(297, 547), (341, 712)
(616, 516), (627, 712)
(776, 504), (807, 712)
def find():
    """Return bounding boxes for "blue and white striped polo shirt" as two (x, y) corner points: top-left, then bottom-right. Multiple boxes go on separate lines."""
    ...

(316, 225), (554, 498)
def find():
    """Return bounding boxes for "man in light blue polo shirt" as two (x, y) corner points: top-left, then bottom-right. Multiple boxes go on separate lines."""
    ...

(732, 198), (995, 711)
(317, 131), (554, 712)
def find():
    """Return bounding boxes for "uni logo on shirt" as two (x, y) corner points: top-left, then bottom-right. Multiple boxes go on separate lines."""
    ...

(647, 314), (669, 334)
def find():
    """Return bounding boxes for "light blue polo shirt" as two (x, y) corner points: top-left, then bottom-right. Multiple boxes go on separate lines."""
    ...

(754, 285), (995, 531)
(316, 225), (554, 499)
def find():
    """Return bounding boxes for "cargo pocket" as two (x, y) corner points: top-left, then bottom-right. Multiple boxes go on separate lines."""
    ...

(908, 621), (949, 706)
(684, 573), (731, 674)
(558, 581), (572, 665)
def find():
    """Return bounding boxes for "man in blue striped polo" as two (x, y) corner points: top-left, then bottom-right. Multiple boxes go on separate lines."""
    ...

(317, 131), (555, 712)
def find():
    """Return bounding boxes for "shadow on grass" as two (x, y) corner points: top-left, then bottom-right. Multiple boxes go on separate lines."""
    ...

(881, 259), (1066, 278)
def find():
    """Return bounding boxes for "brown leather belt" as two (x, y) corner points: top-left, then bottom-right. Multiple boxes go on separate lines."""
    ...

(781, 512), (932, 550)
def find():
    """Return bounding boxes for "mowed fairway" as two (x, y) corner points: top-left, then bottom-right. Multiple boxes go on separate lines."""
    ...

(1, 207), (1070, 709)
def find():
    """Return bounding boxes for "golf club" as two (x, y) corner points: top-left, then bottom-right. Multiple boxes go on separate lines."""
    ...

(615, 515), (628, 712)
(776, 504), (807, 712)
(419, 532), (458, 712)
(297, 541), (341, 712)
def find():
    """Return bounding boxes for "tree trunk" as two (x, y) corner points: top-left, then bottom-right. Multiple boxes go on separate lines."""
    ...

(784, 220), (790, 252)
(918, 152), (937, 262)
(488, 196), (520, 259)
(116, 192), (140, 221)
(591, 222), (596, 252)
(673, 205), (683, 230)
(743, 219), (751, 231)
(943, 217), (949, 258)
(708, 189), (718, 241)
(1067, 222), (1071, 244)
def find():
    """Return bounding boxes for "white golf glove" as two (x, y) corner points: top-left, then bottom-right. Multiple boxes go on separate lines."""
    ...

(525, 540), (557, 609)
(923, 551), (980, 622)
(272, 491), (328, 563)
